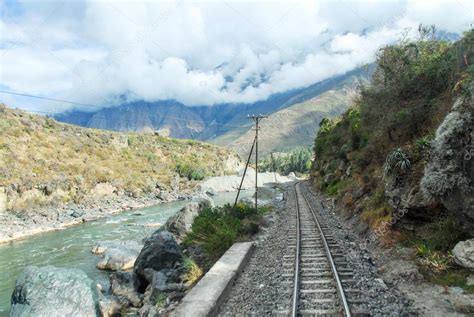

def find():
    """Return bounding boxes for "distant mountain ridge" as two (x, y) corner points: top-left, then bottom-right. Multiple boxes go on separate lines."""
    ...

(55, 67), (370, 142)
(219, 72), (366, 157)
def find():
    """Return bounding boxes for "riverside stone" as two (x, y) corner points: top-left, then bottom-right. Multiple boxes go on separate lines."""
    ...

(97, 247), (140, 271)
(164, 196), (214, 242)
(10, 266), (100, 317)
(110, 271), (143, 307)
(134, 230), (183, 291)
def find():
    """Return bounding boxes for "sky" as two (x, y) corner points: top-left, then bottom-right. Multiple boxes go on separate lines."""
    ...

(0, 0), (473, 113)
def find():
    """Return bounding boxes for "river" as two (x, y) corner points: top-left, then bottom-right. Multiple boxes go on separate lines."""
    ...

(0, 191), (250, 315)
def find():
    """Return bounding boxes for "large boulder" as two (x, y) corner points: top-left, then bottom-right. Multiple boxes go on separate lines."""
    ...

(164, 196), (213, 242)
(133, 230), (183, 291)
(452, 239), (474, 270)
(10, 266), (100, 316)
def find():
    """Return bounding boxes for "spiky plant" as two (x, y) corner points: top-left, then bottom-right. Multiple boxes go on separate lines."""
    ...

(383, 148), (411, 177)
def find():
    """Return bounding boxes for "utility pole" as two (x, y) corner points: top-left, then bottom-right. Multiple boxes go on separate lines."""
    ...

(250, 114), (267, 213)
(233, 114), (266, 212)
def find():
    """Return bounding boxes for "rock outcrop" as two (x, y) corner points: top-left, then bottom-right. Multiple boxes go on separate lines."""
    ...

(421, 97), (474, 230)
(10, 266), (100, 316)
(133, 230), (183, 291)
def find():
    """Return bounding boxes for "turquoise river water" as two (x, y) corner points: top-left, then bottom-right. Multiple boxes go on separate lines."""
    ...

(0, 191), (250, 316)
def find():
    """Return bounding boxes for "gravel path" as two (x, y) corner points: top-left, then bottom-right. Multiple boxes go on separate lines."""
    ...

(218, 181), (414, 316)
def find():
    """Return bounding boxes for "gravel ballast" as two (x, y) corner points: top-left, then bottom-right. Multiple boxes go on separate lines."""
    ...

(218, 181), (414, 316)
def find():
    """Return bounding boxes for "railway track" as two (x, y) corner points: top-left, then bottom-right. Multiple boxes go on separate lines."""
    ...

(276, 182), (365, 316)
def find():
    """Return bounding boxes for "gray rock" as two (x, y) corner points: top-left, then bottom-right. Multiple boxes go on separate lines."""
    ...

(157, 191), (174, 202)
(467, 274), (474, 286)
(97, 247), (141, 271)
(133, 231), (183, 291)
(452, 239), (474, 270)
(70, 210), (85, 218)
(10, 266), (100, 317)
(110, 271), (142, 307)
(98, 295), (122, 317)
(164, 197), (213, 243)
(381, 260), (422, 284)
(420, 97), (474, 230)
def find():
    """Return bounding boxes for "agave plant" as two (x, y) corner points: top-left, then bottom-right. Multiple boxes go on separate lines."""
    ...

(384, 148), (411, 177)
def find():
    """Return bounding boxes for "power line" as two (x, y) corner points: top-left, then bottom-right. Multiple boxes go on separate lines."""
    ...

(0, 90), (249, 129)
(0, 90), (102, 109)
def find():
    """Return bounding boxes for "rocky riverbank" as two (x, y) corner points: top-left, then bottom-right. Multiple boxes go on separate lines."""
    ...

(0, 188), (194, 244)
(0, 168), (294, 244)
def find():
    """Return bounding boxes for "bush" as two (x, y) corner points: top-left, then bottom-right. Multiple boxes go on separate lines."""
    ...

(176, 163), (206, 181)
(184, 203), (269, 261)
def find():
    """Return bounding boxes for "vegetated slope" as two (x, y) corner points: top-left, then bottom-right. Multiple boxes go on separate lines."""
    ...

(219, 73), (366, 158)
(311, 28), (474, 289)
(54, 68), (367, 142)
(0, 105), (240, 212)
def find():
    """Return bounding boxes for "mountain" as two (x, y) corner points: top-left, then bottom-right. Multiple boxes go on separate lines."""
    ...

(217, 73), (364, 157)
(55, 68), (370, 145)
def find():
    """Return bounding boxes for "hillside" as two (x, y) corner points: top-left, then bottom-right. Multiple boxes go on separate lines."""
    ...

(311, 29), (474, 289)
(0, 105), (240, 212)
(217, 73), (365, 157)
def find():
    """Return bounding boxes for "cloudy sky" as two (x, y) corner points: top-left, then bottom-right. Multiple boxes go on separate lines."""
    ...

(0, 0), (473, 113)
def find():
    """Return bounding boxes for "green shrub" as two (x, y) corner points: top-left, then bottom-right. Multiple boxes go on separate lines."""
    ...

(176, 163), (206, 180)
(184, 204), (269, 261)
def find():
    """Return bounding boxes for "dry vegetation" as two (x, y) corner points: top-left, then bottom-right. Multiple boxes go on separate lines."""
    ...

(0, 105), (238, 211)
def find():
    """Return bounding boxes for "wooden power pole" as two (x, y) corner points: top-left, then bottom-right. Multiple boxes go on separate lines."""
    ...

(250, 114), (267, 213)
(233, 114), (267, 212)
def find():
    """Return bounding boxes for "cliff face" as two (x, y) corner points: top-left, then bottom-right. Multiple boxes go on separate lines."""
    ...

(382, 96), (474, 230)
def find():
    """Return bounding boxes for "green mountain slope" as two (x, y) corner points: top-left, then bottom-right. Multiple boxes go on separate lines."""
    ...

(215, 74), (365, 158)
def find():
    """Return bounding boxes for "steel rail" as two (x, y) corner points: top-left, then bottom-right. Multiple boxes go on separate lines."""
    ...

(299, 183), (352, 317)
(291, 182), (301, 317)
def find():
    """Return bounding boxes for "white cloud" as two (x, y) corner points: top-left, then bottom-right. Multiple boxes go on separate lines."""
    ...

(0, 0), (472, 112)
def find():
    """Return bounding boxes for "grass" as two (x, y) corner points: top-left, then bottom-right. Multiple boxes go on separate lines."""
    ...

(0, 105), (238, 211)
(181, 256), (203, 287)
(183, 203), (271, 262)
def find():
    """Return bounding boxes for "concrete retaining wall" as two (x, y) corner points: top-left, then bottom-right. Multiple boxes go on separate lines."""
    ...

(172, 242), (254, 316)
